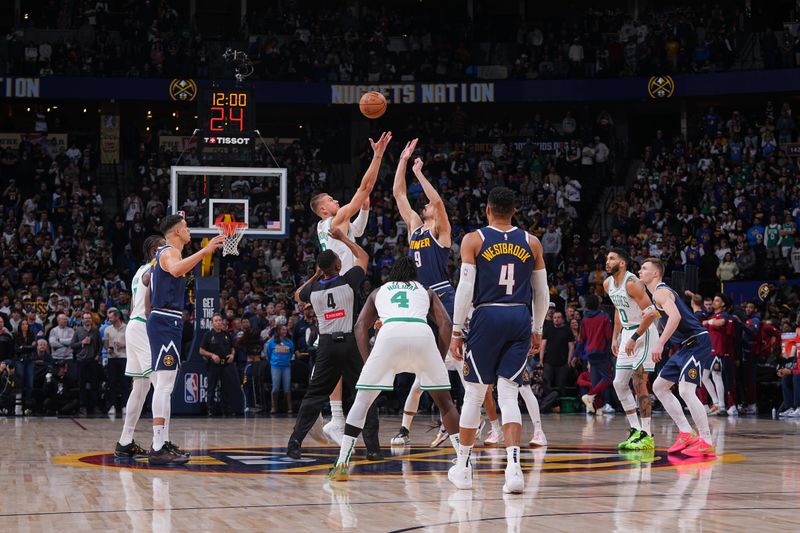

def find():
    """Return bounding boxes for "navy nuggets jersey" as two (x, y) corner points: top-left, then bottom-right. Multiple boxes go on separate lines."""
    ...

(150, 245), (185, 311)
(473, 227), (534, 306)
(654, 283), (706, 344)
(408, 225), (450, 291)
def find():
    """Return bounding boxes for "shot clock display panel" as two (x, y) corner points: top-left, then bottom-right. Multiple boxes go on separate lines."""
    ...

(199, 88), (255, 133)
(197, 87), (255, 165)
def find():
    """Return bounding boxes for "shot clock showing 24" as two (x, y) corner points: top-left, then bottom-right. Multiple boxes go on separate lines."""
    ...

(198, 87), (256, 165)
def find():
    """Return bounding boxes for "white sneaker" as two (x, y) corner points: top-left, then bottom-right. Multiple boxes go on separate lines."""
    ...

(430, 426), (449, 448)
(601, 404), (616, 415)
(448, 463), (473, 490)
(483, 427), (502, 445)
(778, 408), (795, 417)
(323, 420), (344, 446)
(107, 406), (116, 416)
(786, 408), (800, 418)
(581, 394), (596, 414)
(502, 464), (524, 494)
(309, 415), (330, 444)
(741, 403), (757, 415)
(726, 405), (739, 417)
(391, 427), (411, 446)
(529, 429), (547, 447)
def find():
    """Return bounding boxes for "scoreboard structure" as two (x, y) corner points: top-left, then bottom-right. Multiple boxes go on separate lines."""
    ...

(197, 86), (255, 165)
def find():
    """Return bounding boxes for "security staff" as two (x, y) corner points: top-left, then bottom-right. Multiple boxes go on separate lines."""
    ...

(286, 227), (381, 460)
(199, 314), (239, 416)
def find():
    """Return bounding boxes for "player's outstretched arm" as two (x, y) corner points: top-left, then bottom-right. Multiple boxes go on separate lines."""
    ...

(428, 289), (453, 359)
(333, 131), (392, 228)
(392, 138), (423, 235)
(328, 226), (369, 272)
(350, 198), (370, 238)
(294, 268), (323, 305)
(160, 235), (224, 278)
(528, 234), (547, 354)
(412, 157), (451, 246)
(354, 291), (379, 362)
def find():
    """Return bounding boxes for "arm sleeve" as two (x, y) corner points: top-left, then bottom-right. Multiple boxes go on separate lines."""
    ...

(351, 209), (369, 238)
(453, 264), (476, 333)
(298, 283), (313, 303)
(343, 266), (366, 291)
(531, 269), (549, 333)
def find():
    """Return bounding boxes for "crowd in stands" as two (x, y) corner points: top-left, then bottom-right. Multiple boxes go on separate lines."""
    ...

(1, 94), (799, 418)
(5, 1), (800, 81)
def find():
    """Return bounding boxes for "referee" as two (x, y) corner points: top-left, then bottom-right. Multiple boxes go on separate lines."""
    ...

(286, 227), (381, 460)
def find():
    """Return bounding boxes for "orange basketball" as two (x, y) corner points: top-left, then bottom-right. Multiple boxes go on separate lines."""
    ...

(359, 91), (387, 119)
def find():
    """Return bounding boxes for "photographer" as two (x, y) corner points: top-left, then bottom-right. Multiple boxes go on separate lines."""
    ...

(0, 359), (18, 414)
(42, 360), (79, 415)
(199, 314), (239, 416)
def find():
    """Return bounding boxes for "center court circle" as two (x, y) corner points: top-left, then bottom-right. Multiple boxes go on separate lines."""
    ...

(52, 445), (741, 476)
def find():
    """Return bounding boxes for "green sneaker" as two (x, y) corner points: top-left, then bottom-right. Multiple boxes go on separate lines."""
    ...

(627, 431), (655, 451)
(618, 428), (642, 450)
(328, 461), (349, 482)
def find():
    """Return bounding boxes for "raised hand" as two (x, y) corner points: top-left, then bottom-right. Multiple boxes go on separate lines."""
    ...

(412, 157), (423, 174)
(400, 138), (418, 161)
(369, 131), (392, 158)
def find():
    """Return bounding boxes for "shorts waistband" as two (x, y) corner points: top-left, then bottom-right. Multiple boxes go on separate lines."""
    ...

(623, 324), (639, 330)
(131, 317), (147, 323)
(429, 281), (453, 291)
(681, 331), (709, 346)
(383, 317), (428, 325)
(153, 308), (182, 318)
(475, 303), (527, 309)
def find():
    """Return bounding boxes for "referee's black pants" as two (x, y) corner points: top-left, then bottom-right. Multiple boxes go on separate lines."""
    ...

(289, 334), (380, 453)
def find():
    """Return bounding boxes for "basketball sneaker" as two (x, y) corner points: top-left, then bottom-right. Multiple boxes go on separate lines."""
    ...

(581, 394), (596, 414)
(148, 446), (189, 465)
(483, 427), (502, 446)
(391, 427), (411, 446)
(448, 463), (473, 490)
(682, 439), (716, 458)
(502, 464), (524, 494)
(706, 405), (720, 416)
(726, 405), (739, 417)
(323, 420), (344, 446)
(618, 428), (641, 450)
(308, 415), (330, 444)
(164, 441), (190, 457)
(667, 431), (698, 454)
(627, 431), (655, 451)
(114, 440), (148, 459)
(328, 461), (349, 482)
(600, 404), (616, 415)
(529, 429), (547, 447)
(741, 403), (757, 415)
(620, 449), (656, 464)
(430, 426), (449, 448)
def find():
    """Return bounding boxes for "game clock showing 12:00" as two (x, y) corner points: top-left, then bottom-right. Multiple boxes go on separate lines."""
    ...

(199, 88), (254, 133)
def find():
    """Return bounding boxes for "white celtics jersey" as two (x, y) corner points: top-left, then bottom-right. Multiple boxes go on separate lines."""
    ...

(607, 271), (645, 328)
(317, 217), (356, 273)
(130, 263), (152, 320)
(375, 281), (430, 322)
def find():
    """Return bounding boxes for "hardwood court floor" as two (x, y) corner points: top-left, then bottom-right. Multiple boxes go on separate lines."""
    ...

(3, 412), (798, 532)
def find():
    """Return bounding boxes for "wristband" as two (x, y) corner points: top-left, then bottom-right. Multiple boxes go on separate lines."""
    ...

(631, 332), (641, 341)
(531, 327), (542, 335)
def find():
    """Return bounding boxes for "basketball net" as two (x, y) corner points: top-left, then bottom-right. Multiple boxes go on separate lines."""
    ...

(214, 214), (247, 256)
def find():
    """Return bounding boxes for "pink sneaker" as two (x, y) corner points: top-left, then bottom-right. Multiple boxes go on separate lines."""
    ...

(667, 431), (698, 453)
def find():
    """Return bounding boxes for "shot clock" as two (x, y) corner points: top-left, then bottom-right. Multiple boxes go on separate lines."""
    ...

(197, 86), (255, 165)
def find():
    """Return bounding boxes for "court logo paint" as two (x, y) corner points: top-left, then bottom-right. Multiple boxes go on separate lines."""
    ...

(52, 445), (741, 477)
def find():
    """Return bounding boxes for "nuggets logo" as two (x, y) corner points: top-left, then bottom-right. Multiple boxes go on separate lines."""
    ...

(462, 361), (470, 377)
(169, 79), (197, 101)
(163, 354), (175, 367)
(52, 445), (741, 477)
(757, 283), (770, 302)
(522, 369), (530, 383)
(687, 368), (698, 380)
(647, 76), (675, 99)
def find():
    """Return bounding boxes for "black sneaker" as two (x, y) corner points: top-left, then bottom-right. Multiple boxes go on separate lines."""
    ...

(148, 446), (190, 465)
(286, 439), (302, 459)
(366, 450), (384, 461)
(164, 441), (190, 457)
(115, 440), (148, 459)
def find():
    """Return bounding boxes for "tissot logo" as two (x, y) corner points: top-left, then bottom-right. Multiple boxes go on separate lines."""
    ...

(203, 137), (251, 145)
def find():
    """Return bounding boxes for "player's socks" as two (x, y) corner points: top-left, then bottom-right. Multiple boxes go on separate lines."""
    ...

(457, 443), (473, 468)
(331, 401), (345, 426)
(119, 425), (135, 447)
(641, 417), (651, 436)
(338, 435), (357, 467)
(449, 434), (461, 455)
(401, 412), (415, 431)
(625, 413), (642, 431)
(506, 445), (520, 465)
(152, 424), (165, 452)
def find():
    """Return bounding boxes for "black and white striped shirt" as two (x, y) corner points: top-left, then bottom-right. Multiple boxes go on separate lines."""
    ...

(299, 267), (364, 335)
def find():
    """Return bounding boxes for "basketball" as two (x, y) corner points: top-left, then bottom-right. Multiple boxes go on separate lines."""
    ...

(359, 91), (387, 119)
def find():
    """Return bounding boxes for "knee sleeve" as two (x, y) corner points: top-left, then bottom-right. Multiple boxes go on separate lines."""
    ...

(677, 380), (697, 399)
(652, 376), (673, 399)
(345, 390), (380, 430)
(497, 378), (522, 425)
(152, 371), (176, 419)
(127, 376), (151, 409)
(404, 376), (424, 413)
(613, 372), (637, 412)
(460, 382), (488, 428)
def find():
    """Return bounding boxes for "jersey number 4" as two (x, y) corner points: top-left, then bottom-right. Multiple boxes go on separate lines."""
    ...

(327, 294), (336, 308)
(499, 264), (515, 295)
(390, 291), (409, 308)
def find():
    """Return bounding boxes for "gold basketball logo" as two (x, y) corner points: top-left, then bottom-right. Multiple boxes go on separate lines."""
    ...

(757, 283), (770, 301)
(163, 354), (175, 367)
(463, 361), (470, 377)
(687, 368), (698, 380)
(169, 79), (197, 101)
(647, 76), (675, 99)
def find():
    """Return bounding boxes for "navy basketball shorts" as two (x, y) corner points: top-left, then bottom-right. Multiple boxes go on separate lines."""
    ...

(657, 333), (712, 387)
(435, 286), (455, 319)
(147, 309), (183, 372)
(463, 305), (531, 385)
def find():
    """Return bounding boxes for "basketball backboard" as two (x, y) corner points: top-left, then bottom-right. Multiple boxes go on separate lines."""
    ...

(170, 165), (288, 239)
